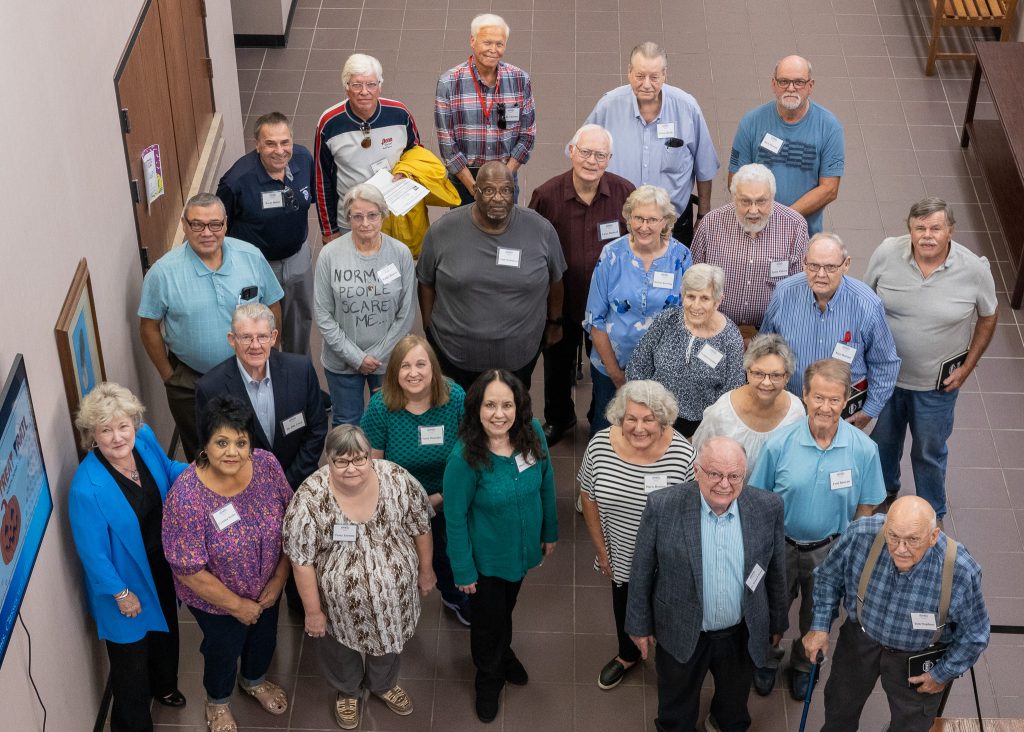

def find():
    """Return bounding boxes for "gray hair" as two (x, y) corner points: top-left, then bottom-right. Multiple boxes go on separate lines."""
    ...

(232, 302), (276, 331)
(729, 163), (777, 198)
(773, 55), (814, 79)
(566, 123), (614, 156)
(906, 196), (956, 228)
(604, 380), (679, 427)
(743, 333), (797, 375)
(74, 382), (146, 450)
(342, 53), (384, 87)
(682, 263), (725, 301)
(623, 185), (678, 241)
(803, 358), (852, 400)
(629, 41), (668, 70)
(807, 231), (849, 260)
(342, 183), (389, 220)
(471, 13), (509, 37)
(324, 424), (372, 459)
(253, 111), (292, 141)
(698, 435), (748, 463)
(182, 192), (225, 219)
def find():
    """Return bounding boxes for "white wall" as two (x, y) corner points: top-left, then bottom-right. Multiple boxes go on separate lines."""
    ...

(0, 1), (242, 728)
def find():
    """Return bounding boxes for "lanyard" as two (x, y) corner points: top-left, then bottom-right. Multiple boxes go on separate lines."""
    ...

(469, 56), (501, 123)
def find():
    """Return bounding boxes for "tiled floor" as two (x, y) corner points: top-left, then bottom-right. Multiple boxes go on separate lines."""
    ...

(152, 0), (1024, 729)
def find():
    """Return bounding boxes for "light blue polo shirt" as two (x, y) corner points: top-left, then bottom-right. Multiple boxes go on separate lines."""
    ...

(138, 238), (284, 373)
(700, 492), (744, 631)
(749, 419), (886, 542)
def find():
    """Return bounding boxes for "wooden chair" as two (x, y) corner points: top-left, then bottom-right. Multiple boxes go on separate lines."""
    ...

(925, 0), (1020, 75)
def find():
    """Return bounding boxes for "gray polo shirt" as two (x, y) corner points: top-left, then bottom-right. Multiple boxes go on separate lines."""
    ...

(864, 235), (996, 391)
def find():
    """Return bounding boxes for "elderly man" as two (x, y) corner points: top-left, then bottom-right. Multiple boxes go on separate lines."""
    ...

(865, 198), (998, 520)
(138, 193), (283, 459)
(729, 56), (844, 235)
(217, 112), (314, 355)
(528, 124), (635, 445)
(435, 14), (536, 205)
(416, 162), (565, 391)
(627, 436), (788, 732)
(691, 163), (809, 334)
(760, 232), (900, 429)
(586, 42), (718, 245)
(749, 358), (886, 699)
(315, 53), (421, 240)
(803, 496), (990, 732)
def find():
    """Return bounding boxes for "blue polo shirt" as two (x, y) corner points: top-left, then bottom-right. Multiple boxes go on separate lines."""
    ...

(138, 238), (284, 374)
(216, 147), (314, 261)
(749, 419), (886, 542)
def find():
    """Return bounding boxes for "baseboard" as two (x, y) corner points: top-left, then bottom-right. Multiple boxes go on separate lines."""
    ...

(233, 0), (298, 48)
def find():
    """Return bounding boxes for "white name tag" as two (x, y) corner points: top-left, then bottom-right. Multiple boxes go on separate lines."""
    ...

(657, 122), (675, 139)
(697, 343), (724, 368)
(599, 221), (620, 240)
(504, 106), (521, 123)
(832, 342), (857, 364)
(281, 412), (306, 436)
(745, 563), (766, 591)
(652, 271), (675, 289)
(760, 132), (785, 154)
(770, 260), (790, 278)
(370, 158), (390, 174)
(261, 191), (284, 209)
(496, 247), (522, 268)
(911, 612), (938, 631)
(333, 523), (358, 542)
(419, 425), (444, 446)
(644, 475), (669, 493)
(211, 503), (241, 531)
(829, 469), (853, 490)
(514, 452), (536, 473)
(377, 263), (401, 285)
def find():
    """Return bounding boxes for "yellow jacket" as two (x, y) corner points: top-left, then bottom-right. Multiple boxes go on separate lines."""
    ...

(381, 146), (461, 257)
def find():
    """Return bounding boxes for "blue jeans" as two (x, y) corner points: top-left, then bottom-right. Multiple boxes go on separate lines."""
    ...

(188, 600), (280, 703)
(870, 386), (959, 518)
(589, 365), (618, 437)
(325, 370), (383, 426)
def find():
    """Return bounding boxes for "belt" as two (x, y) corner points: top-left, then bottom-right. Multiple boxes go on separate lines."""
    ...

(785, 534), (839, 552)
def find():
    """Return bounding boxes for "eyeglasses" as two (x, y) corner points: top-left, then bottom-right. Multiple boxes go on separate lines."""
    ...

(347, 81), (380, 92)
(186, 219), (226, 233)
(349, 211), (382, 224)
(282, 187), (299, 211)
(630, 215), (665, 226)
(805, 262), (844, 274)
(697, 464), (744, 485)
(233, 334), (272, 346)
(331, 454), (369, 469)
(359, 121), (371, 149)
(748, 369), (788, 383)
(573, 147), (610, 163)
(774, 77), (810, 89)
(885, 532), (928, 550)
(478, 185), (515, 199)
(809, 394), (844, 408)
(496, 103), (507, 130)
(736, 197), (772, 209)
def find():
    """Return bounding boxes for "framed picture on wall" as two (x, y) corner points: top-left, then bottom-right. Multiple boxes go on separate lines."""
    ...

(54, 259), (106, 454)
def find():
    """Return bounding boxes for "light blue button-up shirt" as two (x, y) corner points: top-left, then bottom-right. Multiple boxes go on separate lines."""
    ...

(699, 492), (744, 631)
(236, 358), (275, 443)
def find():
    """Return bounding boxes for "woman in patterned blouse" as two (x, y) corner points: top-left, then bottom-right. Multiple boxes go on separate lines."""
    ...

(282, 424), (435, 730)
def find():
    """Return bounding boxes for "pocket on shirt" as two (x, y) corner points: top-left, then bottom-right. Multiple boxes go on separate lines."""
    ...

(661, 145), (690, 174)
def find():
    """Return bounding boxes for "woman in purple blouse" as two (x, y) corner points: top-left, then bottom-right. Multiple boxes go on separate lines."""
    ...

(162, 396), (293, 732)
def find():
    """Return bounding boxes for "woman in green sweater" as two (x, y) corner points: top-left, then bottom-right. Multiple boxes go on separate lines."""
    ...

(443, 369), (559, 724)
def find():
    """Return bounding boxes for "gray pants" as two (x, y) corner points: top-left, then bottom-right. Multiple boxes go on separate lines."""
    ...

(786, 539), (834, 672)
(269, 240), (313, 356)
(316, 634), (400, 697)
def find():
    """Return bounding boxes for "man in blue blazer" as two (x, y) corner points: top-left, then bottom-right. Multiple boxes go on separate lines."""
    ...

(627, 436), (788, 732)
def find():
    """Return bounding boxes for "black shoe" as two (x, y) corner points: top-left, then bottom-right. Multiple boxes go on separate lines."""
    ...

(790, 668), (814, 701)
(475, 687), (501, 723)
(155, 689), (186, 707)
(597, 657), (634, 690)
(441, 597), (471, 626)
(542, 420), (576, 447)
(752, 665), (777, 696)
(505, 656), (529, 685)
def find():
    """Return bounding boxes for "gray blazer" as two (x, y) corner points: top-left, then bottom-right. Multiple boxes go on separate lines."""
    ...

(625, 481), (788, 667)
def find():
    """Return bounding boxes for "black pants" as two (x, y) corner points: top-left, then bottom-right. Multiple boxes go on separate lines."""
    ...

(431, 510), (465, 607)
(469, 574), (524, 696)
(654, 623), (753, 732)
(188, 599), (281, 702)
(673, 417), (701, 439)
(671, 196), (697, 246)
(611, 582), (641, 663)
(426, 329), (541, 393)
(105, 555), (180, 732)
(542, 320), (584, 428)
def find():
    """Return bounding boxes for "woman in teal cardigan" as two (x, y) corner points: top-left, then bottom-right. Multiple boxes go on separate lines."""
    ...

(443, 369), (558, 724)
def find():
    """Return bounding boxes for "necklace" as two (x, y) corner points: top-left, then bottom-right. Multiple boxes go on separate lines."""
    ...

(112, 459), (139, 482)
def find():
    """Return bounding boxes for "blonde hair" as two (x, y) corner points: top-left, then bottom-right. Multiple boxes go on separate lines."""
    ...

(75, 383), (146, 450)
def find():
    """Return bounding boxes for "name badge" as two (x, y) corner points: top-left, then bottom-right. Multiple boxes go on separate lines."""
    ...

(745, 563), (766, 591)
(211, 503), (241, 531)
(504, 106), (521, 123)
(333, 523), (358, 542)
(496, 248), (522, 268)
(697, 343), (724, 368)
(760, 133), (785, 154)
(829, 469), (853, 490)
(514, 452), (536, 473)
(377, 263), (401, 285)
(657, 122), (675, 139)
(599, 221), (620, 240)
(769, 260), (789, 278)
(370, 158), (390, 174)
(419, 425), (444, 446)
(644, 475), (669, 493)
(911, 612), (938, 631)
(261, 190), (284, 209)
(652, 271), (675, 289)
(281, 412), (306, 436)
(832, 342), (857, 364)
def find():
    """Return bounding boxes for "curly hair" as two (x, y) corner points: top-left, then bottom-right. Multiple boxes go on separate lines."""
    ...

(458, 370), (545, 471)
(197, 396), (256, 467)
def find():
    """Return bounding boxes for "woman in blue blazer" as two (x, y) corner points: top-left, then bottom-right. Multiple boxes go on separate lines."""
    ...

(69, 383), (188, 732)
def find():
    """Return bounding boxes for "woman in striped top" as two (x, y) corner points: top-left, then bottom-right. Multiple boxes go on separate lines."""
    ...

(578, 380), (695, 691)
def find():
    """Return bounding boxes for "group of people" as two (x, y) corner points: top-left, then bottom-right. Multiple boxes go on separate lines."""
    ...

(66, 10), (1001, 732)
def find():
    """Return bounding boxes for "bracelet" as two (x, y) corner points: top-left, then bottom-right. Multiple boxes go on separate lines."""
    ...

(114, 588), (130, 601)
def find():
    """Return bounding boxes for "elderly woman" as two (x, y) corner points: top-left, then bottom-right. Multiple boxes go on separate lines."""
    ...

(68, 384), (188, 732)
(627, 263), (746, 437)
(692, 334), (806, 473)
(162, 396), (292, 732)
(282, 425), (434, 729)
(584, 184), (692, 436)
(360, 334), (470, 625)
(444, 370), (558, 723)
(315, 183), (416, 426)
(578, 380), (694, 691)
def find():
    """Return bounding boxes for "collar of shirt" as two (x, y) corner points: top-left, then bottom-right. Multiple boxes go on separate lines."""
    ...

(236, 356), (272, 388)
(800, 274), (850, 313)
(186, 240), (231, 276)
(796, 416), (851, 452)
(466, 56), (503, 90)
(343, 100), (382, 127)
(561, 170), (611, 205)
(629, 90), (661, 123)
(698, 491), (740, 521)
(901, 238), (958, 275)
(254, 153), (294, 185)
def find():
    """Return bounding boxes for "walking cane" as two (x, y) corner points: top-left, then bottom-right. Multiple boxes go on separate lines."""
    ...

(798, 651), (824, 732)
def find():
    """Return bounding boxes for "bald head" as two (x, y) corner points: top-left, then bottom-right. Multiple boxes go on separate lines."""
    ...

(473, 161), (515, 225)
(699, 435), (747, 467)
(696, 436), (747, 515)
(887, 496), (937, 530)
(774, 55), (812, 79)
(884, 496), (940, 572)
